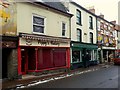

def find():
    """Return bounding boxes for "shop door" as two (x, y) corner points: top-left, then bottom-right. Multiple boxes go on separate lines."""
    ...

(21, 49), (27, 75)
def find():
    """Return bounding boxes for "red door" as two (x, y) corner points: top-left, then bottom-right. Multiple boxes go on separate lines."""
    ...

(21, 49), (27, 75)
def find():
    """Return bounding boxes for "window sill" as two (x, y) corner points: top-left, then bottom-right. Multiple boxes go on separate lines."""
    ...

(32, 32), (45, 35)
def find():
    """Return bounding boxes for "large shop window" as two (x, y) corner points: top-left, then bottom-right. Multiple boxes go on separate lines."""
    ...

(86, 50), (92, 60)
(72, 50), (81, 63)
(33, 15), (45, 33)
(28, 48), (36, 70)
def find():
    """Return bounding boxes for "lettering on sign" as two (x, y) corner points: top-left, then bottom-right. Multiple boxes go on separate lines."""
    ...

(38, 40), (49, 46)
(0, 41), (17, 48)
(26, 39), (32, 46)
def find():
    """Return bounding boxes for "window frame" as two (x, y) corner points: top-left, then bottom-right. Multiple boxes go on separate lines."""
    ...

(62, 22), (67, 36)
(90, 32), (93, 43)
(89, 16), (93, 29)
(32, 14), (45, 34)
(77, 29), (82, 42)
(76, 9), (82, 25)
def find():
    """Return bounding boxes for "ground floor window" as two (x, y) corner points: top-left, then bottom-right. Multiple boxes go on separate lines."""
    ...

(94, 50), (97, 60)
(86, 50), (97, 61)
(72, 50), (82, 63)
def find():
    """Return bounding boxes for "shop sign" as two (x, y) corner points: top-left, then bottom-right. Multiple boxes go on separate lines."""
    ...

(25, 39), (60, 46)
(0, 41), (17, 48)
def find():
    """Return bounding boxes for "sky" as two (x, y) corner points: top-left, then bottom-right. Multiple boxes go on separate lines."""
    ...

(73, 0), (120, 24)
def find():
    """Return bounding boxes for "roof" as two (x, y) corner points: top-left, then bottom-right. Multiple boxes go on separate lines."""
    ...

(71, 1), (115, 25)
(28, 0), (73, 17)
(42, 1), (68, 13)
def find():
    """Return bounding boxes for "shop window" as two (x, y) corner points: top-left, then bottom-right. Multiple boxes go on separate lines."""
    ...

(86, 50), (92, 61)
(94, 50), (97, 60)
(72, 51), (81, 62)
(33, 15), (45, 33)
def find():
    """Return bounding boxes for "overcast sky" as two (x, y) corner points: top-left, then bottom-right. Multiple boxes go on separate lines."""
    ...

(73, 0), (120, 24)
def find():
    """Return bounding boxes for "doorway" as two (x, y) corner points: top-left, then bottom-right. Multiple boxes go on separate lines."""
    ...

(2, 48), (11, 79)
(21, 49), (27, 75)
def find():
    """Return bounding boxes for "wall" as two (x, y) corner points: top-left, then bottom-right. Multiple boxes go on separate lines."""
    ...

(0, 0), (17, 36)
(118, 1), (120, 49)
(17, 2), (70, 38)
(69, 3), (97, 44)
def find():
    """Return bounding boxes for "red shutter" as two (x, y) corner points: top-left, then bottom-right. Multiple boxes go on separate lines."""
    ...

(53, 49), (66, 67)
(38, 48), (53, 69)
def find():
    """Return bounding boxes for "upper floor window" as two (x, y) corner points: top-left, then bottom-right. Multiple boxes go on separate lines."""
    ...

(33, 15), (45, 33)
(89, 16), (93, 29)
(90, 32), (93, 43)
(62, 22), (66, 36)
(76, 9), (82, 25)
(77, 29), (82, 42)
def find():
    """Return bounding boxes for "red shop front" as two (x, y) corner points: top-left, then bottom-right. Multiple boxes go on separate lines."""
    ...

(18, 33), (70, 75)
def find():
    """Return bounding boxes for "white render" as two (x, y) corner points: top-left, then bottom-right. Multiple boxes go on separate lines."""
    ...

(68, 3), (97, 44)
(16, 2), (71, 38)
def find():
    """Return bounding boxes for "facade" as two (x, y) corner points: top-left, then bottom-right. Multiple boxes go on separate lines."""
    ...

(2, 1), (72, 79)
(63, 2), (98, 69)
(1, 1), (19, 79)
(97, 15), (117, 63)
(17, 2), (72, 76)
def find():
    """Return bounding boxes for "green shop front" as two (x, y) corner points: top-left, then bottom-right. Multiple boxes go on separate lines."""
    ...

(70, 42), (98, 69)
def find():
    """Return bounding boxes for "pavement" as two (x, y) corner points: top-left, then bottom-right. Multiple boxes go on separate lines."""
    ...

(1, 63), (113, 90)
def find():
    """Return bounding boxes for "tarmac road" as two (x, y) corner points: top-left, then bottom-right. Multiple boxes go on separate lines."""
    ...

(27, 65), (120, 88)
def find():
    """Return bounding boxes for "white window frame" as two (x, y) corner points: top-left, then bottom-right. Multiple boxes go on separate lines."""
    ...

(61, 22), (67, 36)
(32, 14), (46, 34)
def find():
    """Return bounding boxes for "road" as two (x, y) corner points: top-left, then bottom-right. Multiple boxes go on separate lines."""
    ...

(27, 65), (120, 88)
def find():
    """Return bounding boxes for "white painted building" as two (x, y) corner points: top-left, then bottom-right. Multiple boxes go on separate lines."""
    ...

(62, 1), (98, 69)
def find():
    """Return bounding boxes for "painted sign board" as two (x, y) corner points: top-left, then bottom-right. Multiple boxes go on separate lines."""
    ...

(0, 0), (17, 36)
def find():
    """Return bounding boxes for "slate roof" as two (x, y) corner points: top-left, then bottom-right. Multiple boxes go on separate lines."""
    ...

(28, 0), (72, 16)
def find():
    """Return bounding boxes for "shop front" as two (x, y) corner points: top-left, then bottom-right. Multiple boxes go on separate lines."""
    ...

(2, 36), (18, 80)
(102, 46), (116, 63)
(71, 42), (98, 69)
(18, 33), (70, 75)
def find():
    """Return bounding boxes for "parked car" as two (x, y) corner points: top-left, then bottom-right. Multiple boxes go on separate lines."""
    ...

(113, 50), (120, 65)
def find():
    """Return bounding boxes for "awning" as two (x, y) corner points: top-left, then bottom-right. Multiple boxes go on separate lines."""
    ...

(71, 42), (98, 50)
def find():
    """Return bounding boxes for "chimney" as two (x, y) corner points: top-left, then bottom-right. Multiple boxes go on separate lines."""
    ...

(110, 20), (116, 24)
(99, 13), (104, 18)
(88, 6), (95, 14)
